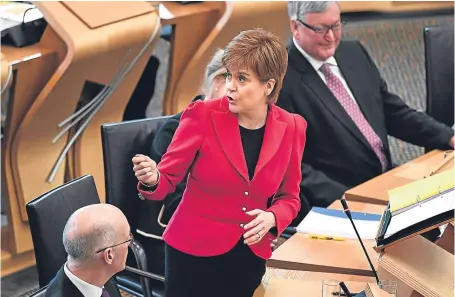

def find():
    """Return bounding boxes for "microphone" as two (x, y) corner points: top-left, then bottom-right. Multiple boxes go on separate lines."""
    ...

(340, 196), (380, 284)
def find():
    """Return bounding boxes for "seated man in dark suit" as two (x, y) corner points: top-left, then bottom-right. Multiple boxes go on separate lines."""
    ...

(278, 1), (455, 224)
(45, 204), (131, 297)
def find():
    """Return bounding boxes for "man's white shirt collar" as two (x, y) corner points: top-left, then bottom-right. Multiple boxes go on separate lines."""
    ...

(64, 262), (103, 297)
(292, 37), (337, 71)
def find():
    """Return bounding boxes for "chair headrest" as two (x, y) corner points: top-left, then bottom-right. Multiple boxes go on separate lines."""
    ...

(101, 116), (171, 230)
(26, 175), (100, 287)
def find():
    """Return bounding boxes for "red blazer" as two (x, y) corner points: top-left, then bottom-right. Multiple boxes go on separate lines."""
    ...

(138, 96), (307, 259)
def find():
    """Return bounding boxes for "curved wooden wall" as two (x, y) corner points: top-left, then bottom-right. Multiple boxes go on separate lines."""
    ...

(1, 53), (12, 92)
(163, 2), (290, 114)
(2, 35), (63, 254)
(6, 1), (160, 255)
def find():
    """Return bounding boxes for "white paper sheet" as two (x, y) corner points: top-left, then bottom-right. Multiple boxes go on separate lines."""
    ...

(296, 207), (382, 240)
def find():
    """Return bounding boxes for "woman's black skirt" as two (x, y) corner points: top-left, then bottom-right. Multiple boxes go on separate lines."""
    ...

(164, 238), (266, 297)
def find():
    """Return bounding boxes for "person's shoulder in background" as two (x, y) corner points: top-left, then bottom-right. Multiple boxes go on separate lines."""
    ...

(151, 94), (205, 160)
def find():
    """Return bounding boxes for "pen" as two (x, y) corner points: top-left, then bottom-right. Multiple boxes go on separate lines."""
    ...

(332, 293), (358, 296)
(307, 234), (345, 241)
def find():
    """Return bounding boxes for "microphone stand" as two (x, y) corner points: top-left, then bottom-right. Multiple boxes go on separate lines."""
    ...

(340, 197), (380, 284)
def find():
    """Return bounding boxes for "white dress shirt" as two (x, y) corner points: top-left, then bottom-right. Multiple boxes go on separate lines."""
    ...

(292, 38), (358, 105)
(64, 263), (103, 297)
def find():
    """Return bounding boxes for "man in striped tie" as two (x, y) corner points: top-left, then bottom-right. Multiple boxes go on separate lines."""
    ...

(278, 1), (454, 224)
(45, 204), (131, 297)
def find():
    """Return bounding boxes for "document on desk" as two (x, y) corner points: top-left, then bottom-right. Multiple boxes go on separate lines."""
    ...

(296, 207), (382, 240)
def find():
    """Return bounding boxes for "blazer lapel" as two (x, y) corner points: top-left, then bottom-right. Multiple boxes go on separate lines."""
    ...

(288, 41), (372, 150)
(254, 106), (287, 177)
(211, 98), (249, 181)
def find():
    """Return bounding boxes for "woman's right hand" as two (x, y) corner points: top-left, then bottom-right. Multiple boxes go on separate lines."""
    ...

(132, 154), (159, 185)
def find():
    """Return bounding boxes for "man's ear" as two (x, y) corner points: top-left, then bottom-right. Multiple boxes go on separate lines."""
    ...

(290, 20), (299, 39)
(103, 249), (114, 264)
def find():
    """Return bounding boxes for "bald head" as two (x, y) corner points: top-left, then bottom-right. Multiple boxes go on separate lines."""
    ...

(63, 204), (128, 263)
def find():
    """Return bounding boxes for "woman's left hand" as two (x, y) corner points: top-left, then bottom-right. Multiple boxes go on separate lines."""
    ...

(243, 209), (276, 245)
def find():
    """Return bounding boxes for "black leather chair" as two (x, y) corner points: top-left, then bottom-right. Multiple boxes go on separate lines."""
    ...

(26, 175), (159, 297)
(26, 175), (101, 288)
(101, 116), (171, 297)
(30, 286), (47, 297)
(424, 25), (454, 130)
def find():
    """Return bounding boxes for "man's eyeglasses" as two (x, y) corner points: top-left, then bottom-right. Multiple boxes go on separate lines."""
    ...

(297, 19), (346, 35)
(95, 232), (134, 254)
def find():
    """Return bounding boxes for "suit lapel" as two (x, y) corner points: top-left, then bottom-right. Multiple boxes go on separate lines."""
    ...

(59, 267), (85, 297)
(211, 98), (287, 182)
(289, 41), (372, 151)
(211, 98), (249, 181)
(254, 106), (287, 177)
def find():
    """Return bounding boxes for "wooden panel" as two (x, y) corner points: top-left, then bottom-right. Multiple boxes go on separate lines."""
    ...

(161, 1), (223, 114)
(163, 1), (291, 114)
(329, 200), (386, 214)
(1, 249), (35, 277)
(268, 233), (379, 277)
(436, 223), (454, 255)
(254, 279), (369, 297)
(62, 1), (154, 29)
(379, 236), (454, 297)
(345, 150), (453, 205)
(1, 38), (60, 254)
(1, 53), (11, 91)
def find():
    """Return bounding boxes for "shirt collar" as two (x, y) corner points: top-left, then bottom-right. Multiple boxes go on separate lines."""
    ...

(64, 262), (103, 297)
(292, 37), (337, 71)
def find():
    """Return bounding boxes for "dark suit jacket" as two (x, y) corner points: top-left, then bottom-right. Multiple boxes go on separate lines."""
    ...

(277, 39), (454, 223)
(44, 266), (120, 297)
(138, 96), (306, 259)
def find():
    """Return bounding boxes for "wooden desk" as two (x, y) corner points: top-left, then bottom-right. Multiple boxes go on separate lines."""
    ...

(345, 150), (453, 205)
(329, 200), (386, 214)
(268, 232), (379, 279)
(254, 279), (369, 297)
(267, 201), (384, 281)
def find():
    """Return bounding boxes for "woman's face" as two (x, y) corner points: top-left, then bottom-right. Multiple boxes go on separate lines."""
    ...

(225, 66), (274, 115)
(207, 76), (227, 99)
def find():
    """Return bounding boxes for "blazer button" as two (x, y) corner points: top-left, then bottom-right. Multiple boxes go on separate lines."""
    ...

(242, 207), (247, 212)
(240, 223), (244, 228)
(244, 191), (249, 196)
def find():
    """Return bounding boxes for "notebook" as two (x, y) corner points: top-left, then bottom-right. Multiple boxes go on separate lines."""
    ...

(296, 207), (381, 240)
(388, 169), (454, 216)
(375, 170), (455, 249)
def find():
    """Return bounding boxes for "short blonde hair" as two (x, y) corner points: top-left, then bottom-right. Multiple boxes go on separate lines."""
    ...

(222, 28), (288, 103)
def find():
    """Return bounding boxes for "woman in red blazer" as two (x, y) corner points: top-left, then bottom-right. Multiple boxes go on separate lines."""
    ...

(132, 29), (307, 297)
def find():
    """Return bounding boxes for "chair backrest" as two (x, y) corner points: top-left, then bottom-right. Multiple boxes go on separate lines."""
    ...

(424, 25), (454, 128)
(101, 116), (171, 235)
(26, 175), (100, 287)
(30, 286), (47, 297)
